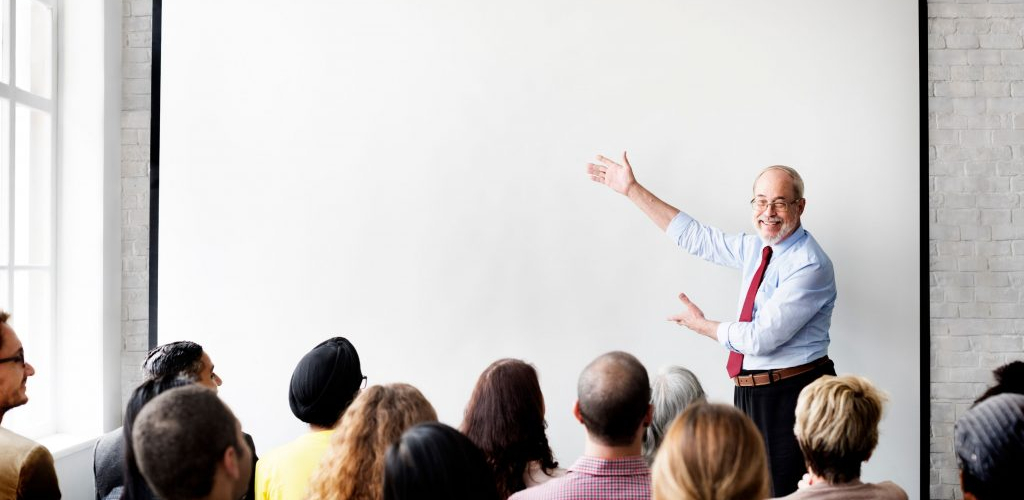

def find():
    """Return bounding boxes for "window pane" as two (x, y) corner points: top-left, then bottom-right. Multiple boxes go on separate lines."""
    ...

(13, 105), (48, 266)
(2, 269), (53, 438)
(0, 98), (8, 265)
(0, 0), (8, 85)
(14, 0), (50, 98)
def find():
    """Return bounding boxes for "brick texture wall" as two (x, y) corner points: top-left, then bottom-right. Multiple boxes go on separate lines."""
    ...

(121, 0), (152, 408)
(928, 1), (1024, 499)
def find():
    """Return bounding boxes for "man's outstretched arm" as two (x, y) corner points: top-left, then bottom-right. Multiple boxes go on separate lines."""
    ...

(586, 152), (680, 231)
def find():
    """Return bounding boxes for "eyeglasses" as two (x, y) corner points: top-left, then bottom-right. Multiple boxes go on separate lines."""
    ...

(750, 198), (799, 213)
(0, 350), (25, 366)
(360, 376), (368, 389)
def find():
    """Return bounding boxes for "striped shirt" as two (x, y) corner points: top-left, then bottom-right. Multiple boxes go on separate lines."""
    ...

(509, 456), (651, 500)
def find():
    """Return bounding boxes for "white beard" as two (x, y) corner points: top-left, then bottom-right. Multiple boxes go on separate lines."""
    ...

(756, 217), (797, 246)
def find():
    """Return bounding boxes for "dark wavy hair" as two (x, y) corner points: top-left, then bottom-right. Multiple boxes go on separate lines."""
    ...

(142, 341), (205, 381)
(974, 361), (1024, 406)
(383, 422), (499, 500)
(122, 376), (195, 500)
(461, 359), (557, 499)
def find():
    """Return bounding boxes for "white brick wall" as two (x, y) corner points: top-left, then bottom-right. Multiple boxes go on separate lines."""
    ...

(121, 0), (152, 408)
(928, 1), (1024, 499)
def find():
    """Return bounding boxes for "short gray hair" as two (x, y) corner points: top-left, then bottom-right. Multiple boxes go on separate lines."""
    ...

(754, 165), (804, 200)
(643, 366), (705, 464)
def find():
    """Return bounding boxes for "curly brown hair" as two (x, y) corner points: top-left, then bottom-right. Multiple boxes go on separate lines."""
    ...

(306, 383), (437, 500)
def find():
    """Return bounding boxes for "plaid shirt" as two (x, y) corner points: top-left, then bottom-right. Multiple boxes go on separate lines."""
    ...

(509, 456), (651, 500)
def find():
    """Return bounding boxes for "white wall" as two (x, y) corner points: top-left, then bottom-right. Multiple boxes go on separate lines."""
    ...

(159, 1), (920, 497)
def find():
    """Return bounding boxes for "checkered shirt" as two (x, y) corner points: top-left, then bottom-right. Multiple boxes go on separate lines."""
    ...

(509, 456), (651, 500)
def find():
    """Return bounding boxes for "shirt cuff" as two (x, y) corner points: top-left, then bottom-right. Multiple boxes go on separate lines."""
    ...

(716, 322), (733, 350)
(665, 211), (694, 243)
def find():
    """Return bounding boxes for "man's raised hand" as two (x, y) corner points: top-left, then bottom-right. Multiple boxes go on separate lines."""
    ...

(586, 151), (637, 196)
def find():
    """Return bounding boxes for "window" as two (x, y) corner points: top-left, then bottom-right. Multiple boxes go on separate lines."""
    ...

(0, 0), (57, 439)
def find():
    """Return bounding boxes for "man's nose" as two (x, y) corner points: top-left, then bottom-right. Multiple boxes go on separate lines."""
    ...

(24, 362), (35, 376)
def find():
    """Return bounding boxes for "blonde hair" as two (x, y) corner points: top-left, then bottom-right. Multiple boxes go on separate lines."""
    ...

(794, 375), (886, 484)
(652, 403), (769, 500)
(753, 165), (804, 199)
(306, 383), (437, 500)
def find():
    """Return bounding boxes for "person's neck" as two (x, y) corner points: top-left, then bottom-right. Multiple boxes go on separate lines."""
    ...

(807, 472), (859, 487)
(309, 424), (331, 432)
(583, 434), (642, 460)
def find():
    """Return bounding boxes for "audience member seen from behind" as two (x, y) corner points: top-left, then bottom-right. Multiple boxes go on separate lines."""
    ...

(973, 361), (1024, 405)
(99, 376), (193, 500)
(509, 351), (653, 500)
(772, 375), (907, 500)
(95, 340), (257, 500)
(305, 383), (438, 500)
(0, 311), (60, 499)
(652, 403), (769, 500)
(132, 385), (252, 500)
(954, 392), (1024, 500)
(383, 422), (500, 500)
(256, 337), (364, 500)
(462, 359), (564, 499)
(643, 366), (705, 465)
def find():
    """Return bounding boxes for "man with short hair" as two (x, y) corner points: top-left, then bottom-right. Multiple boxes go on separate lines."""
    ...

(588, 154), (837, 495)
(132, 384), (252, 500)
(954, 392), (1024, 500)
(510, 351), (652, 500)
(0, 311), (61, 499)
(94, 340), (257, 500)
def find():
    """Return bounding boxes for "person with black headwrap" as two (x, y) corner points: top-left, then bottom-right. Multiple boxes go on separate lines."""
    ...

(254, 337), (364, 500)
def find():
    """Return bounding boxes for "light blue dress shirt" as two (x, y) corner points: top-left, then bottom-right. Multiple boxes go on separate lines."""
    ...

(666, 211), (836, 370)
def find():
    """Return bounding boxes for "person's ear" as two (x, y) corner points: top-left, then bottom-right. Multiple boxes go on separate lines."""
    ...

(643, 404), (653, 427)
(222, 445), (241, 480)
(796, 198), (806, 216)
(573, 400), (584, 424)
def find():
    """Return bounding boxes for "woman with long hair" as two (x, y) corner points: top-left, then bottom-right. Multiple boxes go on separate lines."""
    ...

(461, 358), (562, 499)
(305, 383), (437, 500)
(652, 403), (769, 500)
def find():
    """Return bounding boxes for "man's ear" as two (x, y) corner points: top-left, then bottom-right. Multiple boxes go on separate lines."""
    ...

(796, 197), (806, 216)
(573, 400), (584, 424)
(643, 404), (653, 426)
(222, 445), (241, 480)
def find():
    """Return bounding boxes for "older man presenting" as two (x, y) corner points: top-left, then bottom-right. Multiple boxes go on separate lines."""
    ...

(587, 152), (837, 496)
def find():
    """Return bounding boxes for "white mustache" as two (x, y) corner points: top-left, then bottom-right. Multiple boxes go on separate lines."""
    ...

(760, 217), (783, 224)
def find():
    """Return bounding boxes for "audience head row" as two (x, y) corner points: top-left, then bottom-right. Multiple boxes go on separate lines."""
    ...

(119, 337), (930, 500)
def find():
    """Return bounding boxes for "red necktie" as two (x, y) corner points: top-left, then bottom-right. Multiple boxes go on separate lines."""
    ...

(727, 245), (773, 378)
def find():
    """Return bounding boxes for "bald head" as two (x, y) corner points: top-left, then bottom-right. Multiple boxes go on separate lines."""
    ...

(577, 351), (651, 446)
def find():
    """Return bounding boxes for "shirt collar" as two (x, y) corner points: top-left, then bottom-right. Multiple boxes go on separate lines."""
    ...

(568, 456), (650, 477)
(765, 224), (806, 255)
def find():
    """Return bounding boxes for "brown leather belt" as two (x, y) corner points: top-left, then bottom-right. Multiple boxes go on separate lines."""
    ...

(733, 356), (831, 387)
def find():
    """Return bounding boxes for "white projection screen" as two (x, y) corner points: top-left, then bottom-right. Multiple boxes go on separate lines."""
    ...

(159, 1), (920, 496)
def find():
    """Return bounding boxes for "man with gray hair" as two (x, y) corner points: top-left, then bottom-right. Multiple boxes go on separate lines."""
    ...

(587, 154), (837, 496)
(510, 351), (653, 500)
(132, 385), (253, 500)
(954, 392), (1024, 500)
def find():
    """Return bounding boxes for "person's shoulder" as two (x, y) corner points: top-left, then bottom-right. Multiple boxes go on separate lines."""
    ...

(510, 472), (573, 500)
(871, 481), (909, 500)
(0, 427), (48, 461)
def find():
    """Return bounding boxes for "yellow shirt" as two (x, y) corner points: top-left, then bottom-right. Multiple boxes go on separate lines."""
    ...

(255, 430), (334, 500)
